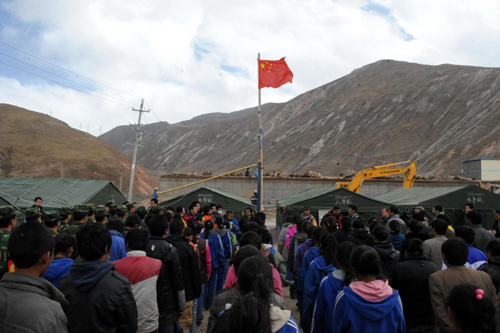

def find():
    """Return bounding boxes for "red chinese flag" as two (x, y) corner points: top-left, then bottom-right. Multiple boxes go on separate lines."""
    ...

(258, 57), (293, 89)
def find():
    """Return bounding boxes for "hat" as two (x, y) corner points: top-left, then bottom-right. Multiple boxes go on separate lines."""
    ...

(43, 211), (60, 223)
(59, 206), (72, 217)
(95, 208), (109, 219)
(25, 208), (42, 220)
(87, 204), (96, 213)
(117, 205), (128, 214)
(136, 206), (147, 213)
(126, 202), (136, 210)
(73, 205), (89, 214)
(0, 206), (16, 221)
(304, 206), (311, 210)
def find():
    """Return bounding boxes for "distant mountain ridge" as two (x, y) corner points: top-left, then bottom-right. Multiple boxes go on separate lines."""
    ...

(100, 59), (500, 177)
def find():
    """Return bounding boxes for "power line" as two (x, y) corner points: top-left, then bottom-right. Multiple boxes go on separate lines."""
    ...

(145, 101), (163, 122)
(0, 60), (134, 108)
(0, 40), (141, 99)
(0, 51), (136, 106)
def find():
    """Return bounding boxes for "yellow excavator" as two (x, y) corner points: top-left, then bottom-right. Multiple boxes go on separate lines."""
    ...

(336, 160), (417, 193)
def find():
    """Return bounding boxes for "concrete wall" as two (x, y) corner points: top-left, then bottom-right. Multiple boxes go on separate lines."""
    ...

(463, 160), (481, 180)
(481, 160), (500, 181)
(158, 176), (482, 206)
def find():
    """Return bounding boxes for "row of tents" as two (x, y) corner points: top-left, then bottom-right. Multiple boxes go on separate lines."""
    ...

(0, 177), (499, 229)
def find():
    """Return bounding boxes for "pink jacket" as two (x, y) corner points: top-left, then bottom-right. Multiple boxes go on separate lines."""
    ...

(285, 225), (297, 252)
(224, 264), (283, 297)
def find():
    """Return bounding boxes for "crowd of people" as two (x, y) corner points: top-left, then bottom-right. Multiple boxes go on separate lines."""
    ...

(1, 197), (500, 333)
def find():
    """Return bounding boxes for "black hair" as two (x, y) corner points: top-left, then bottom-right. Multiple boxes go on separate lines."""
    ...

(255, 212), (266, 223)
(350, 245), (385, 280)
(237, 255), (273, 298)
(340, 216), (352, 230)
(245, 207), (253, 214)
(406, 238), (423, 255)
(233, 245), (262, 276)
(239, 231), (262, 250)
(367, 217), (378, 224)
(373, 226), (389, 242)
(109, 205), (118, 216)
(486, 239), (500, 256)
(388, 220), (400, 234)
(116, 209), (127, 218)
(296, 220), (304, 234)
(260, 227), (272, 244)
(313, 227), (327, 243)
(125, 214), (141, 228)
(8, 222), (54, 268)
(442, 238), (469, 266)
(204, 220), (214, 240)
(455, 226), (475, 245)
(137, 210), (147, 220)
(466, 211), (482, 225)
(106, 219), (124, 233)
(188, 203), (196, 212)
(349, 204), (358, 213)
(302, 221), (312, 233)
(251, 216), (264, 227)
(465, 203), (474, 210)
(352, 219), (364, 230)
(226, 210), (233, 215)
(184, 227), (195, 239)
(412, 212), (425, 222)
(73, 211), (88, 222)
(54, 233), (76, 256)
(337, 242), (357, 286)
(333, 206), (341, 210)
(203, 206), (212, 215)
(176, 206), (184, 214)
(43, 218), (59, 229)
(34, 197), (42, 202)
(322, 216), (337, 234)
(95, 215), (107, 223)
(125, 228), (149, 251)
(320, 233), (338, 266)
(214, 215), (223, 227)
(150, 198), (158, 204)
(76, 223), (112, 261)
(389, 206), (399, 214)
(246, 222), (260, 234)
(408, 220), (422, 233)
(193, 222), (203, 235)
(285, 216), (293, 223)
(446, 283), (496, 333)
(434, 205), (443, 212)
(292, 214), (301, 224)
(169, 219), (184, 236)
(432, 218), (448, 235)
(216, 205), (222, 210)
(495, 210), (500, 215)
(306, 225), (316, 238)
(369, 221), (380, 234)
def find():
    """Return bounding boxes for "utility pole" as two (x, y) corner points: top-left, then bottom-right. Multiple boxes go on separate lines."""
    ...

(127, 98), (150, 202)
(119, 170), (124, 193)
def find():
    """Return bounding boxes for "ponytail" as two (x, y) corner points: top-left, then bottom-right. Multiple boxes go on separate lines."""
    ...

(204, 220), (214, 240)
(320, 233), (338, 266)
(350, 245), (386, 281)
(226, 293), (272, 333)
(337, 242), (357, 286)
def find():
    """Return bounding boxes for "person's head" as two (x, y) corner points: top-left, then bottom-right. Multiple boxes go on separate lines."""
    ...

(233, 245), (262, 277)
(381, 208), (389, 218)
(245, 208), (253, 217)
(0, 206), (17, 230)
(184, 227), (195, 242)
(486, 239), (500, 258)
(34, 197), (43, 207)
(431, 218), (448, 235)
(188, 203), (197, 214)
(106, 218), (125, 233)
(337, 241), (357, 286)
(150, 198), (158, 207)
(313, 227), (327, 244)
(369, 221), (380, 234)
(149, 215), (169, 237)
(301, 221), (312, 233)
(306, 225), (316, 239)
(388, 220), (400, 235)
(77, 223), (112, 261)
(348, 205), (358, 215)
(352, 219), (364, 231)
(170, 219), (184, 236)
(442, 238), (469, 267)
(322, 216), (338, 233)
(109, 204), (118, 216)
(239, 231), (262, 250)
(125, 214), (141, 229)
(176, 206), (185, 216)
(350, 245), (385, 281)
(340, 216), (352, 230)
(95, 208), (109, 223)
(495, 210), (500, 221)
(303, 206), (311, 216)
(116, 205), (128, 218)
(373, 226), (390, 243)
(226, 211), (234, 220)
(259, 227), (272, 244)
(388, 206), (399, 216)
(135, 206), (147, 220)
(412, 212), (425, 222)
(466, 211), (482, 226)
(255, 212), (266, 224)
(54, 233), (76, 258)
(59, 207), (72, 221)
(126, 202), (136, 214)
(332, 206), (341, 216)
(455, 225), (475, 245)
(465, 203), (474, 214)
(125, 228), (149, 252)
(446, 283), (496, 333)
(193, 222), (203, 235)
(8, 222), (54, 276)
(320, 233), (338, 266)
(193, 201), (201, 211)
(405, 238), (424, 257)
(247, 222), (261, 234)
(415, 206), (425, 214)
(408, 220), (423, 233)
(202, 205), (211, 216)
(42, 211), (61, 230)
(434, 205), (443, 214)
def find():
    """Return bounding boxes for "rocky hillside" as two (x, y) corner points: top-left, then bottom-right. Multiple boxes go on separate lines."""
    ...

(100, 60), (500, 177)
(0, 104), (158, 194)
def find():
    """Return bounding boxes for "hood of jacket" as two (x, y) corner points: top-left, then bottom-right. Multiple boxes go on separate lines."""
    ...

(351, 229), (369, 240)
(263, 244), (277, 255)
(270, 305), (293, 333)
(109, 229), (124, 239)
(215, 226), (228, 237)
(342, 285), (400, 321)
(313, 255), (336, 273)
(308, 246), (321, 259)
(67, 260), (114, 292)
(43, 257), (73, 281)
(1, 272), (68, 306)
(374, 243), (398, 260)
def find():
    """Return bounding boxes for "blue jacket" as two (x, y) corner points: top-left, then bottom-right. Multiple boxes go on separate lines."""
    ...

(467, 244), (488, 270)
(302, 256), (337, 333)
(389, 234), (405, 251)
(215, 227), (232, 261)
(312, 271), (345, 333)
(223, 217), (240, 233)
(297, 247), (321, 293)
(109, 230), (126, 262)
(202, 231), (225, 269)
(333, 287), (405, 333)
(42, 257), (73, 288)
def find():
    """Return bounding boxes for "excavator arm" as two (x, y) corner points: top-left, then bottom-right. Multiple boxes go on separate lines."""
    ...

(337, 161), (416, 193)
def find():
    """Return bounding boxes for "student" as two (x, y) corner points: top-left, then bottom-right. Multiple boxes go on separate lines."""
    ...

(0, 222), (69, 332)
(347, 219), (369, 245)
(261, 227), (287, 285)
(333, 246), (405, 333)
(42, 233), (76, 288)
(192, 222), (211, 327)
(59, 223), (138, 333)
(373, 226), (400, 277)
(334, 217), (353, 244)
(285, 216), (299, 252)
(294, 225), (317, 278)
(202, 220), (225, 309)
(302, 233), (338, 333)
(312, 242), (357, 333)
(223, 210), (240, 234)
(212, 256), (299, 333)
(389, 220), (405, 251)
(481, 239), (500, 293)
(214, 215), (233, 282)
(454, 226), (488, 270)
(106, 219), (127, 262)
(114, 229), (163, 333)
(445, 283), (496, 333)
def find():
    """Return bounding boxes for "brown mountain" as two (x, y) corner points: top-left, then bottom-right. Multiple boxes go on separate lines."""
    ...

(0, 104), (158, 194)
(100, 60), (500, 177)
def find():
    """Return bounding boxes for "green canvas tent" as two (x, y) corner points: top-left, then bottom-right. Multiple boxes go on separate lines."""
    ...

(158, 187), (256, 219)
(373, 186), (500, 228)
(276, 188), (392, 229)
(0, 177), (126, 209)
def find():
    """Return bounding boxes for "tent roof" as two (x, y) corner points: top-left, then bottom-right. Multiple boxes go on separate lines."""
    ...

(277, 187), (391, 212)
(159, 187), (255, 209)
(0, 177), (126, 209)
(373, 186), (499, 210)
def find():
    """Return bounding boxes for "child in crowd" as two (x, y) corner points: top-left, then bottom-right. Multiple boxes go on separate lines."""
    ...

(389, 220), (405, 251)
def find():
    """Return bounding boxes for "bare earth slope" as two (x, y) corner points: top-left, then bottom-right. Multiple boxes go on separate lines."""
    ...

(0, 104), (158, 194)
(101, 60), (500, 176)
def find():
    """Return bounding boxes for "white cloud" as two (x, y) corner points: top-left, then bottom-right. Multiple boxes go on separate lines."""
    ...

(0, 0), (498, 136)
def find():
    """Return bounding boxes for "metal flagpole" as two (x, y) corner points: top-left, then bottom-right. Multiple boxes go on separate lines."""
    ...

(257, 53), (263, 212)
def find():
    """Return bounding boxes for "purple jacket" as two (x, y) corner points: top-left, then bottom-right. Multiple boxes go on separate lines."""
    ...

(294, 239), (314, 276)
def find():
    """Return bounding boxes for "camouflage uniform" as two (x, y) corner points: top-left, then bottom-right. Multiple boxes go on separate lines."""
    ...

(42, 210), (61, 236)
(24, 208), (42, 223)
(116, 205), (128, 224)
(58, 207), (72, 231)
(135, 206), (149, 230)
(0, 206), (17, 278)
(95, 208), (109, 224)
(60, 205), (88, 237)
(87, 204), (96, 224)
